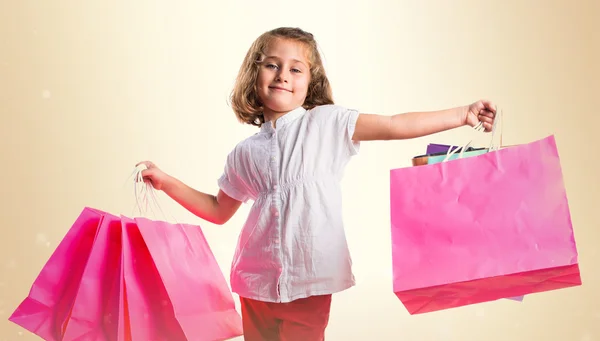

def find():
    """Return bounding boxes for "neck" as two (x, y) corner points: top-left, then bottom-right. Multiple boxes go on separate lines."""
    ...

(263, 109), (289, 128)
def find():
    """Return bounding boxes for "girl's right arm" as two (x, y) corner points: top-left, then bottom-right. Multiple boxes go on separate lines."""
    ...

(162, 177), (242, 225)
(137, 161), (242, 225)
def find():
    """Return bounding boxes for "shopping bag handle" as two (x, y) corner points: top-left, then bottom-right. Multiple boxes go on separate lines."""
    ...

(123, 164), (180, 223)
(442, 108), (503, 162)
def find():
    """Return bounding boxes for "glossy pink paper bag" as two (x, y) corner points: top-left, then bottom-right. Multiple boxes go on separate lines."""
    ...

(8, 207), (105, 340)
(62, 210), (122, 341)
(135, 217), (244, 341)
(10, 207), (243, 341)
(390, 135), (581, 314)
(115, 216), (243, 341)
(117, 216), (189, 341)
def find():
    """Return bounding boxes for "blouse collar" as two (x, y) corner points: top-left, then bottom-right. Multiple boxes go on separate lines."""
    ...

(260, 106), (307, 133)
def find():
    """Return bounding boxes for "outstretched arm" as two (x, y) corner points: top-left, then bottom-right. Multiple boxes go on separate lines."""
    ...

(352, 100), (496, 142)
(137, 161), (242, 225)
(162, 179), (242, 225)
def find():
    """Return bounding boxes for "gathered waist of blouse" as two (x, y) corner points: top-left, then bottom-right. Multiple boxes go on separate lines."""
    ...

(255, 173), (341, 198)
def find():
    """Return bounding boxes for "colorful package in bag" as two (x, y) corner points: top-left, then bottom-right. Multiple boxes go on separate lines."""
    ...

(411, 146), (487, 166)
(390, 134), (581, 314)
(426, 143), (456, 155)
(9, 199), (243, 340)
(425, 143), (485, 155)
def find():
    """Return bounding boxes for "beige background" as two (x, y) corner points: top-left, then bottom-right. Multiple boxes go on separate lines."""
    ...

(1, 0), (599, 340)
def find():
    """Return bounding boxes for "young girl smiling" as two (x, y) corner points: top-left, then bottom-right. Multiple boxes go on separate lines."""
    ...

(137, 27), (496, 341)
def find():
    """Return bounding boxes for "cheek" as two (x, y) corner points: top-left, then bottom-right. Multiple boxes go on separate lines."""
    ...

(299, 77), (311, 95)
(257, 71), (271, 88)
(256, 74), (266, 89)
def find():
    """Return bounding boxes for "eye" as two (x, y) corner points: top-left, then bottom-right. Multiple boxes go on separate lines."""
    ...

(265, 63), (278, 69)
(291, 68), (302, 73)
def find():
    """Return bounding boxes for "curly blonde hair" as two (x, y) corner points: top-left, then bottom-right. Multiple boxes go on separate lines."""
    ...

(229, 27), (334, 127)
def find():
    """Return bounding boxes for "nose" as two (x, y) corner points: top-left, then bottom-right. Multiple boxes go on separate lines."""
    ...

(276, 69), (289, 83)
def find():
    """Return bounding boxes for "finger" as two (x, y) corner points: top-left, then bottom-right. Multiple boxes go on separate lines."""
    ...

(481, 107), (495, 114)
(478, 110), (494, 120)
(135, 169), (149, 182)
(477, 111), (496, 119)
(483, 122), (493, 132)
(135, 161), (155, 169)
(477, 114), (494, 125)
(139, 170), (157, 185)
(480, 100), (497, 113)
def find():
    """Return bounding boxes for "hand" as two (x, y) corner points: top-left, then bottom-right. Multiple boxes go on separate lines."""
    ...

(464, 100), (497, 132)
(135, 161), (172, 191)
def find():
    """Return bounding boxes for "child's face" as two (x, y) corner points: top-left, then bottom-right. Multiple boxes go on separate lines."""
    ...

(256, 38), (311, 115)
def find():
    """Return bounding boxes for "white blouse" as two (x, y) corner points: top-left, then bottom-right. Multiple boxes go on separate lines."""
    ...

(218, 104), (360, 303)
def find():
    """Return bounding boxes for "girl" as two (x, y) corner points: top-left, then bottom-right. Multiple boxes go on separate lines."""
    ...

(137, 27), (496, 341)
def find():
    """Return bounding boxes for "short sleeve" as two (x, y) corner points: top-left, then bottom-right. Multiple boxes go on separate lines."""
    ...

(317, 105), (361, 156)
(217, 147), (251, 203)
(342, 108), (361, 156)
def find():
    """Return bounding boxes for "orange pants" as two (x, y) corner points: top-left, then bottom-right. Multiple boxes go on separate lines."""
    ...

(239, 294), (333, 341)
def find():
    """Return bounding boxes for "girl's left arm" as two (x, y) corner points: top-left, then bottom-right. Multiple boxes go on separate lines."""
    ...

(352, 100), (496, 142)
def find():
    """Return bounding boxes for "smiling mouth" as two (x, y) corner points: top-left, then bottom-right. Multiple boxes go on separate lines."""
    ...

(269, 86), (292, 92)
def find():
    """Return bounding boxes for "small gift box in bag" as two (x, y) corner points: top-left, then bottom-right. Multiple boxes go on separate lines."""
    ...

(9, 167), (244, 340)
(411, 146), (487, 166)
(390, 112), (581, 314)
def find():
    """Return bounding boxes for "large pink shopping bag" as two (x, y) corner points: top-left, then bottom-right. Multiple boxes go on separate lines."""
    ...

(61, 210), (123, 341)
(117, 216), (189, 341)
(8, 207), (106, 340)
(134, 216), (244, 341)
(416, 146), (525, 303)
(10, 207), (243, 341)
(115, 215), (243, 341)
(390, 135), (581, 314)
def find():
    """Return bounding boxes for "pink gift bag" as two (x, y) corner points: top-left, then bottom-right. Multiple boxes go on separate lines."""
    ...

(135, 217), (244, 341)
(62, 211), (123, 340)
(8, 207), (104, 340)
(118, 216), (189, 340)
(390, 135), (581, 314)
(9, 207), (244, 340)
